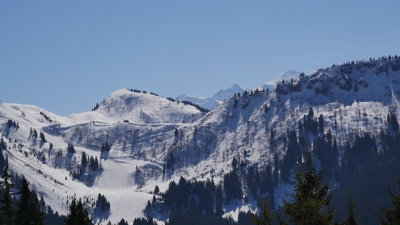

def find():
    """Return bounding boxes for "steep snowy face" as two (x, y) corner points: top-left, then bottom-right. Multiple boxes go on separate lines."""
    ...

(88, 89), (204, 124)
(292, 59), (400, 104)
(109, 58), (400, 182)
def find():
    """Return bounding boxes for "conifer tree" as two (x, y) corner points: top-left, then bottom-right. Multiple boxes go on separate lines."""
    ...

(380, 176), (400, 225)
(0, 150), (5, 172)
(27, 185), (45, 224)
(16, 176), (44, 225)
(280, 150), (335, 225)
(252, 201), (273, 225)
(67, 144), (75, 154)
(16, 177), (31, 224)
(65, 195), (92, 225)
(81, 152), (87, 169)
(342, 197), (357, 225)
(0, 138), (7, 151)
(319, 114), (324, 133)
(0, 165), (15, 225)
(154, 185), (160, 195)
(215, 185), (224, 217)
(33, 129), (38, 140)
(39, 132), (46, 143)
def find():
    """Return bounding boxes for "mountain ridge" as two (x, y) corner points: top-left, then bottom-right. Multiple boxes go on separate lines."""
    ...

(1, 56), (400, 224)
(176, 70), (300, 110)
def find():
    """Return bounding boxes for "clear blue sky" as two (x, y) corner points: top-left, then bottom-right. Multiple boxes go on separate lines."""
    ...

(1, 1), (399, 115)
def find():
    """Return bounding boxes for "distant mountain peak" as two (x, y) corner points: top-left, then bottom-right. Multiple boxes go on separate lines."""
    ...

(260, 70), (300, 90)
(212, 84), (249, 101)
(176, 71), (301, 111)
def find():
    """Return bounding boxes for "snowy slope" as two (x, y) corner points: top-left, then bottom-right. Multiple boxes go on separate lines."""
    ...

(2, 58), (400, 223)
(85, 89), (204, 124)
(0, 89), (208, 224)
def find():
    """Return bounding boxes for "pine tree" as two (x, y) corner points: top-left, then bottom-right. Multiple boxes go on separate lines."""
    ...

(380, 176), (400, 225)
(319, 114), (324, 133)
(280, 150), (335, 225)
(215, 185), (224, 217)
(39, 132), (46, 143)
(65, 195), (92, 225)
(67, 144), (75, 154)
(0, 165), (15, 225)
(16, 176), (45, 225)
(154, 185), (160, 195)
(391, 113), (400, 132)
(0, 138), (7, 151)
(342, 197), (357, 225)
(252, 201), (273, 225)
(81, 152), (87, 169)
(0, 150), (5, 172)
(95, 157), (99, 170)
(231, 156), (238, 169)
(89, 156), (95, 171)
(16, 177), (30, 224)
(33, 129), (38, 140)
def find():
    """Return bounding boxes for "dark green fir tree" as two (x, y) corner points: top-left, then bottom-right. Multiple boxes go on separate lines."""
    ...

(280, 150), (335, 225)
(16, 176), (44, 225)
(65, 195), (92, 225)
(342, 197), (357, 225)
(380, 176), (400, 225)
(0, 165), (15, 225)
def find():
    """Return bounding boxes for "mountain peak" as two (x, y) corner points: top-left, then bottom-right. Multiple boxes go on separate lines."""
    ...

(212, 84), (249, 101)
(260, 70), (300, 90)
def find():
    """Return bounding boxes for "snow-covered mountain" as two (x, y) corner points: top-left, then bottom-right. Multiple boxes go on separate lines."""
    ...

(175, 94), (220, 111)
(91, 89), (204, 124)
(0, 90), (207, 224)
(176, 71), (300, 110)
(258, 70), (300, 91)
(2, 57), (400, 224)
(211, 83), (249, 101)
(176, 84), (249, 111)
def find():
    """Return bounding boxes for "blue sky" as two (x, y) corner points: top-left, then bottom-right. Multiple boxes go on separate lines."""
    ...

(1, 1), (400, 115)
